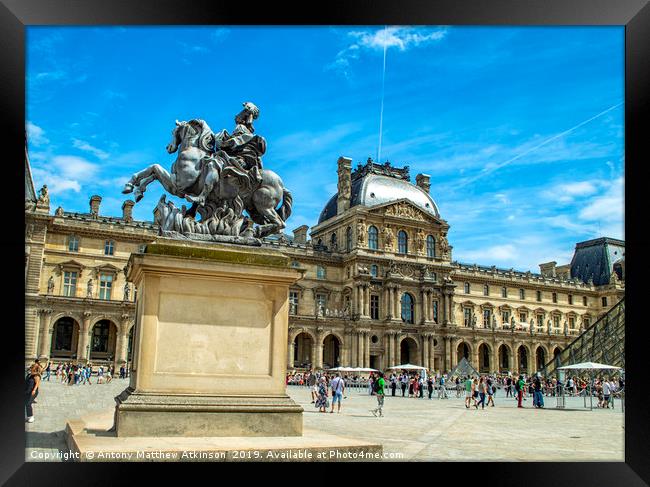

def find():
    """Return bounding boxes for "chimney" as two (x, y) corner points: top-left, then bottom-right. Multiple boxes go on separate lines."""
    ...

(337, 156), (352, 215)
(292, 225), (308, 244)
(416, 173), (431, 193)
(539, 261), (557, 277)
(122, 200), (135, 222)
(89, 195), (102, 218)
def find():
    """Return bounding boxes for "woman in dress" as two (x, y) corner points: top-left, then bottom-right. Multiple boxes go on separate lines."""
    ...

(315, 377), (329, 413)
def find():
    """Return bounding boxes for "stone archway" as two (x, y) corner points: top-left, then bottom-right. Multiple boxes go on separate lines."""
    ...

(553, 346), (562, 358)
(322, 334), (342, 369)
(498, 344), (511, 373)
(456, 341), (471, 364)
(517, 345), (529, 374)
(293, 332), (313, 368)
(535, 346), (547, 371)
(400, 337), (419, 365)
(89, 319), (118, 362)
(478, 343), (491, 373)
(50, 316), (80, 359)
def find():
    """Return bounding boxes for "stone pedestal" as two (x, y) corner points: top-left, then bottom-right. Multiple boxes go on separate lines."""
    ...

(114, 239), (304, 437)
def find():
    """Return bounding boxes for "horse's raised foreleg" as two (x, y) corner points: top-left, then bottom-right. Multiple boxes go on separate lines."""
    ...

(124, 164), (178, 202)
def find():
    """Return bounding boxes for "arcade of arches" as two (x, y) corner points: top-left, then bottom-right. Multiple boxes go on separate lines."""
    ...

(288, 327), (561, 374)
(38, 311), (135, 367)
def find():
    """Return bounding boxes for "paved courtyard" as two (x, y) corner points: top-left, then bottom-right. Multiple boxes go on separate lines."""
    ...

(26, 379), (624, 462)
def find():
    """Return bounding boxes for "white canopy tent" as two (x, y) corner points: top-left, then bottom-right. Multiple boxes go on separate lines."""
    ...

(386, 363), (428, 381)
(556, 362), (622, 410)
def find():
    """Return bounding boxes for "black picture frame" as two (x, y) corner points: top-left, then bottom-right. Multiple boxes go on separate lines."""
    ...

(2, 0), (648, 483)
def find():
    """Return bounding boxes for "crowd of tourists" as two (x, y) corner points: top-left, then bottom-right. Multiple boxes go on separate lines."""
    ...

(24, 359), (131, 424)
(286, 368), (624, 418)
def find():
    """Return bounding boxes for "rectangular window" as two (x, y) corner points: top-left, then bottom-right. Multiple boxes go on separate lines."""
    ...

(99, 274), (113, 300)
(432, 301), (439, 323)
(289, 291), (299, 315)
(104, 240), (115, 256)
(584, 318), (590, 327)
(502, 311), (509, 324)
(553, 316), (560, 328)
(483, 285), (489, 296)
(568, 294), (573, 305)
(519, 312), (527, 323)
(63, 271), (77, 297)
(536, 290), (542, 302)
(463, 308), (471, 327)
(464, 282), (470, 294)
(370, 295), (379, 320)
(501, 287), (508, 298)
(316, 294), (326, 316)
(552, 292), (557, 303)
(483, 309), (491, 328)
(537, 314), (544, 328)
(583, 296), (588, 306)
(602, 297), (608, 307)
(68, 235), (79, 252)
(569, 317), (575, 329)
(316, 266), (326, 279)
(519, 288), (525, 300)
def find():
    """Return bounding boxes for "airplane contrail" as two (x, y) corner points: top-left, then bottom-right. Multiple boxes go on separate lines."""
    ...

(455, 101), (624, 189)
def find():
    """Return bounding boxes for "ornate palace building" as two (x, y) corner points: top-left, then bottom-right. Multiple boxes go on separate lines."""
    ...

(25, 151), (625, 375)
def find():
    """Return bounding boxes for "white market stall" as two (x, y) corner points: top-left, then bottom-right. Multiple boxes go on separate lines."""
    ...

(556, 362), (623, 410)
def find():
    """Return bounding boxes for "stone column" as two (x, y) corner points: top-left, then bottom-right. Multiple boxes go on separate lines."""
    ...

(441, 292), (448, 324)
(472, 347), (479, 372)
(422, 334), (429, 369)
(420, 290), (426, 324)
(77, 312), (92, 363)
(385, 332), (392, 367)
(426, 291), (432, 322)
(450, 338), (457, 369)
(442, 337), (449, 372)
(38, 309), (53, 359)
(448, 293), (455, 324)
(357, 331), (363, 367)
(288, 339), (295, 369)
(353, 285), (359, 316)
(493, 344), (500, 374)
(363, 285), (370, 318)
(364, 331), (370, 368)
(428, 337), (435, 371)
(393, 288), (400, 319)
(116, 316), (130, 368)
(509, 345), (515, 373)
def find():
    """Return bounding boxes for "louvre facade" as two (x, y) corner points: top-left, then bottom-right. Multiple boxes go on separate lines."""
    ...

(25, 152), (625, 374)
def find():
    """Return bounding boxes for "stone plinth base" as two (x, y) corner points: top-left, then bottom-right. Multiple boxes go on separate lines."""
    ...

(115, 388), (303, 437)
(66, 412), (383, 462)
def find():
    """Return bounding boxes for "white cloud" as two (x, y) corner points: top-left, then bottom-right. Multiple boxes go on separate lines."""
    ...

(51, 155), (100, 180)
(461, 244), (519, 262)
(328, 26), (447, 77)
(72, 138), (109, 160)
(26, 122), (49, 146)
(578, 177), (624, 223)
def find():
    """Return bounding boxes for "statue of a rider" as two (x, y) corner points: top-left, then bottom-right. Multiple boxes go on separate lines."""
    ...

(186, 101), (265, 208)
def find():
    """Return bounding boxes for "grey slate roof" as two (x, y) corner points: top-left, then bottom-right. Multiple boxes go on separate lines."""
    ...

(569, 237), (625, 286)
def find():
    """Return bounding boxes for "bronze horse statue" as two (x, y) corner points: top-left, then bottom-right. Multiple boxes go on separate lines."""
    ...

(122, 119), (292, 238)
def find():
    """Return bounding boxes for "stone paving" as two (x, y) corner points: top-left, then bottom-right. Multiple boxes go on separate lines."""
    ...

(26, 379), (624, 462)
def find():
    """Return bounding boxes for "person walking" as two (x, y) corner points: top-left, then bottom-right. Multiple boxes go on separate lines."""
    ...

(476, 377), (487, 409)
(390, 375), (397, 397)
(330, 373), (345, 414)
(44, 361), (51, 382)
(371, 372), (386, 417)
(506, 376), (513, 398)
(427, 376), (434, 399)
(400, 374), (407, 397)
(486, 377), (495, 407)
(533, 374), (544, 408)
(465, 376), (475, 408)
(315, 377), (329, 413)
(516, 375), (525, 408)
(25, 363), (42, 423)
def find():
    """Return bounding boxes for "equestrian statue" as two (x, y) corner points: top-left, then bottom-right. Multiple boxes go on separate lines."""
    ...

(122, 102), (292, 240)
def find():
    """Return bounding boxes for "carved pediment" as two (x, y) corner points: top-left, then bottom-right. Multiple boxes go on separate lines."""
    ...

(57, 260), (85, 275)
(93, 263), (121, 277)
(378, 200), (431, 222)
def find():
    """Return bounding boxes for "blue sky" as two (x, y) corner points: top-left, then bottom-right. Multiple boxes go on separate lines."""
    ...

(26, 26), (624, 272)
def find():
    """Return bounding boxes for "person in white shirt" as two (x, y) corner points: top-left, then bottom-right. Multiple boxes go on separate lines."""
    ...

(602, 380), (612, 408)
(329, 373), (345, 413)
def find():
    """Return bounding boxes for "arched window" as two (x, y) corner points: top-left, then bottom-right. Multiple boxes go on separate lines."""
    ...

(426, 235), (435, 258)
(398, 230), (408, 254)
(401, 293), (414, 324)
(91, 321), (111, 352)
(346, 227), (352, 251)
(330, 233), (337, 250)
(368, 226), (378, 250)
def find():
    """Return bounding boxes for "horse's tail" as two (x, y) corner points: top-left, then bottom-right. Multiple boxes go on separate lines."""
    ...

(278, 187), (293, 222)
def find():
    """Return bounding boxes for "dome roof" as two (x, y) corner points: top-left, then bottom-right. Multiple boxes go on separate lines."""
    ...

(318, 170), (440, 224)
